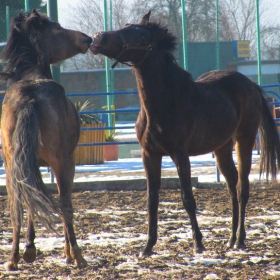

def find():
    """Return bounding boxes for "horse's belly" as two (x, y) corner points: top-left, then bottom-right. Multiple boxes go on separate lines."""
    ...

(188, 130), (235, 156)
(137, 117), (238, 156)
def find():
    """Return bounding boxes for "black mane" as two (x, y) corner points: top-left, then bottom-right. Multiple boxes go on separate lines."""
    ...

(143, 21), (177, 54)
(0, 10), (52, 81)
(143, 22), (193, 82)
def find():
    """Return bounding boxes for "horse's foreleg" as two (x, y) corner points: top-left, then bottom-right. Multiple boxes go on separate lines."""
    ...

(62, 220), (72, 264)
(172, 151), (205, 254)
(22, 211), (36, 263)
(54, 162), (87, 268)
(214, 140), (238, 249)
(142, 152), (162, 256)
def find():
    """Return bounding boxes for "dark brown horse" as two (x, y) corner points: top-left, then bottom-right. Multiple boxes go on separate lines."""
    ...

(90, 11), (280, 256)
(0, 10), (92, 270)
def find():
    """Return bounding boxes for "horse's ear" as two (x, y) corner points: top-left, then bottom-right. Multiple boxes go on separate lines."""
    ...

(140, 11), (151, 24)
(32, 9), (39, 15)
(14, 22), (22, 32)
(27, 9), (42, 27)
(31, 9), (41, 20)
(18, 12), (24, 19)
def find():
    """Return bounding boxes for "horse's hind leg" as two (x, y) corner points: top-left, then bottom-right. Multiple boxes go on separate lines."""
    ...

(214, 140), (238, 248)
(52, 159), (87, 268)
(3, 164), (21, 271)
(142, 152), (162, 256)
(22, 211), (36, 263)
(60, 196), (84, 267)
(234, 138), (255, 249)
(6, 218), (21, 270)
(3, 139), (21, 270)
(5, 191), (22, 270)
(172, 150), (205, 253)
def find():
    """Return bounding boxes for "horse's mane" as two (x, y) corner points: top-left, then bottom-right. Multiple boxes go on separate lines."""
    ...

(143, 21), (177, 54)
(0, 10), (51, 81)
(142, 21), (194, 82)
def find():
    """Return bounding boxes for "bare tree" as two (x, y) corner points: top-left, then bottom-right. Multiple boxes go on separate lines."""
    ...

(219, 0), (280, 60)
(59, 0), (280, 70)
(59, 0), (104, 70)
(261, 26), (280, 60)
(139, 0), (217, 42)
(259, 0), (280, 60)
(219, 0), (256, 41)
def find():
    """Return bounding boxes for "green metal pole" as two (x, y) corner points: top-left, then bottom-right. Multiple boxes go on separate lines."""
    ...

(104, 0), (112, 129)
(109, 0), (115, 126)
(110, 0), (113, 33)
(181, 0), (188, 70)
(25, 0), (30, 11)
(256, 0), (262, 85)
(6, 6), (10, 38)
(47, 0), (60, 83)
(216, 0), (220, 70)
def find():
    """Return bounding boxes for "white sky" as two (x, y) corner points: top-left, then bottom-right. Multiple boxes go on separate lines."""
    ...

(54, 0), (280, 26)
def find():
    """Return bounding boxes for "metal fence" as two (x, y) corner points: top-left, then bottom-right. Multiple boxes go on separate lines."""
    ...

(67, 91), (140, 148)
(73, 82), (280, 146)
(0, 82), (280, 183)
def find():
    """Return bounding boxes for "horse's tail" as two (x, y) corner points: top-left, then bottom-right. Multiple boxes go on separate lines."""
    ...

(9, 99), (60, 230)
(257, 86), (280, 182)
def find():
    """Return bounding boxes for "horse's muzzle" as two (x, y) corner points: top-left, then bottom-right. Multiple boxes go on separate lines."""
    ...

(81, 35), (92, 46)
(90, 32), (106, 54)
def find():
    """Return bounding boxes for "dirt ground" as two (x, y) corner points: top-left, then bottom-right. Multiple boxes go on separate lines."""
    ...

(0, 180), (280, 279)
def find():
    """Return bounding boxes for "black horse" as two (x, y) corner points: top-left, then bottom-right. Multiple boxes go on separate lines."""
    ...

(0, 10), (92, 270)
(90, 11), (280, 256)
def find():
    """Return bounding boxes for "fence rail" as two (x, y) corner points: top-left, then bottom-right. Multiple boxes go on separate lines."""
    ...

(0, 84), (280, 183)
(66, 91), (139, 147)
(69, 84), (280, 149)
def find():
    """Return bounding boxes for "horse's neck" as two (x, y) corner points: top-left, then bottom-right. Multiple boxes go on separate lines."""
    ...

(133, 54), (178, 116)
(9, 65), (52, 85)
(6, 43), (53, 84)
(134, 58), (162, 92)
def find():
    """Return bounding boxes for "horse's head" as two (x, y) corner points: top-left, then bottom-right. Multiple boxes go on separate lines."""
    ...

(30, 10), (92, 63)
(6, 9), (92, 65)
(90, 11), (176, 68)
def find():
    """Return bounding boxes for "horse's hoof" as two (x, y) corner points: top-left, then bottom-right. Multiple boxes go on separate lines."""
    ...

(226, 242), (234, 250)
(65, 257), (74, 265)
(5, 261), (18, 271)
(226, 237), (236, 249)
(23, 246), (37, 263)
(75, 256), (88, 268)
(194, 245), (206, 254)
(234, 243), (246, 250)
(140, 249), (155, 257)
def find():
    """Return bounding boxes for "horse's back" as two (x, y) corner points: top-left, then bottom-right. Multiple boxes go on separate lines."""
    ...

(189, 70), (262, 152)
(197, 70), (250, 83)
(1, 79), (79, 166)
(196, 70), (262, 122)
(136, 70), (263, 155)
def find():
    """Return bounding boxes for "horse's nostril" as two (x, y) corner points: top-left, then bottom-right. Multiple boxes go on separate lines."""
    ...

(93, 32), (99, 39)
